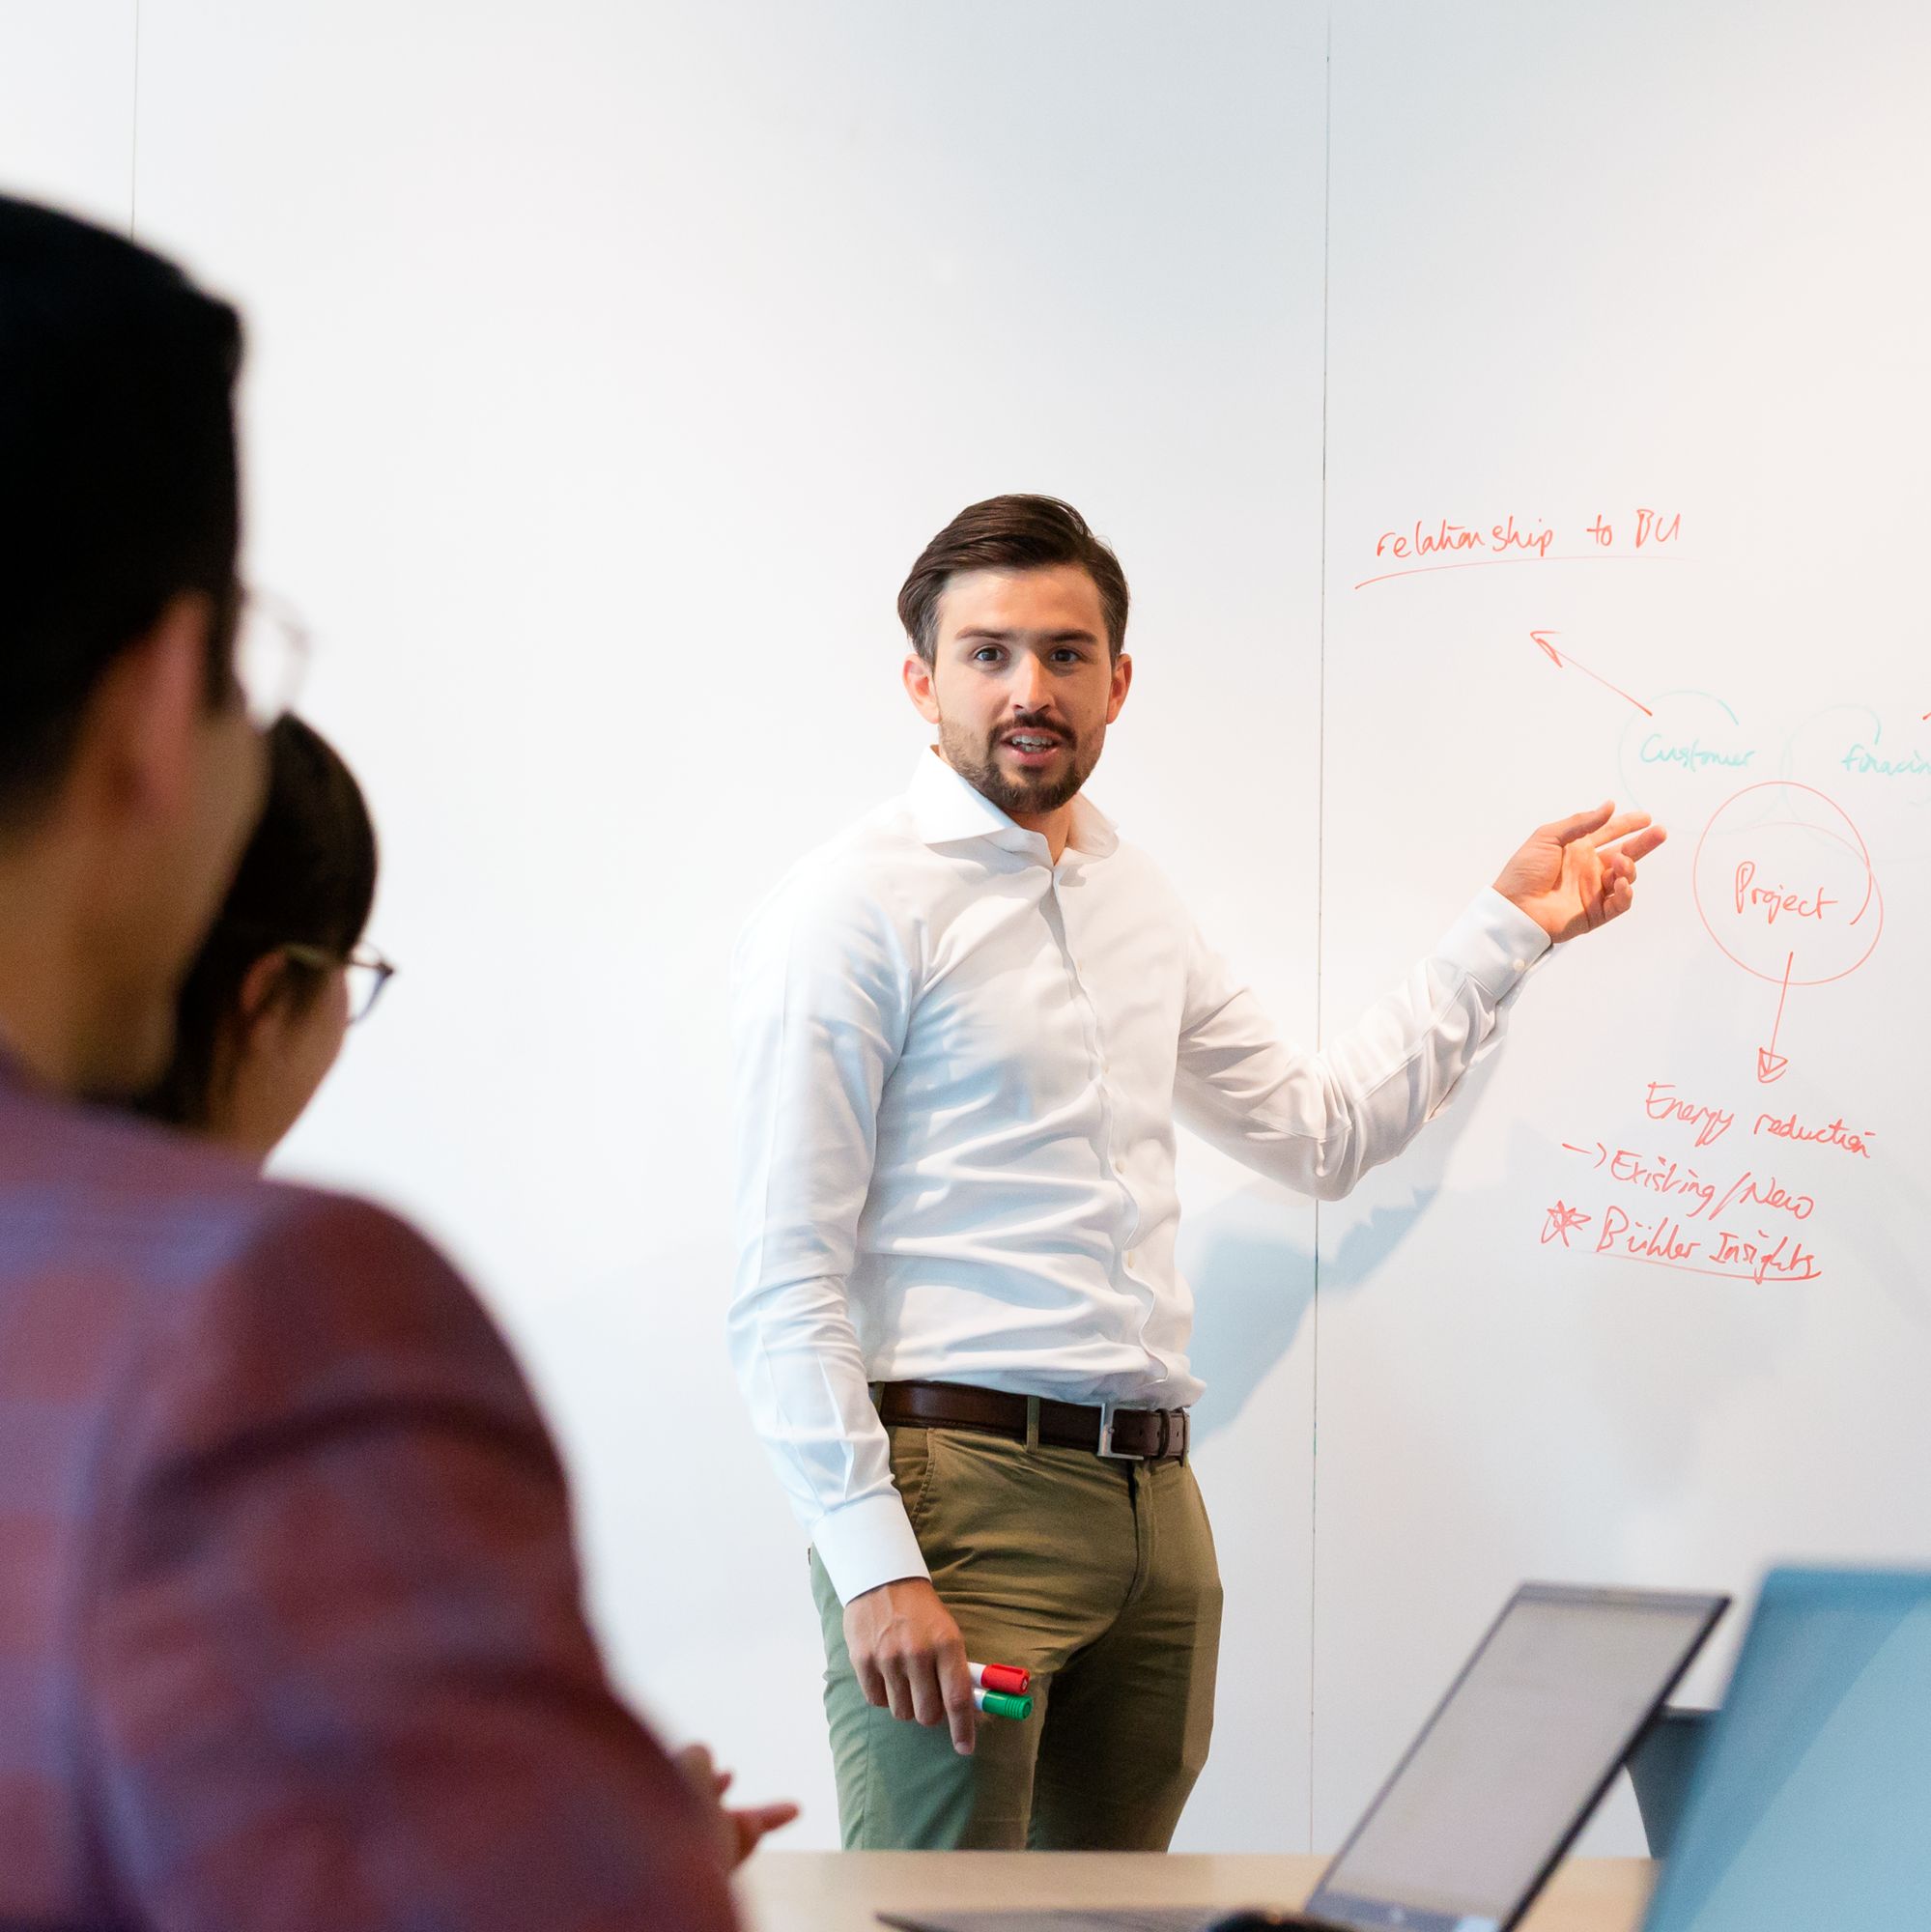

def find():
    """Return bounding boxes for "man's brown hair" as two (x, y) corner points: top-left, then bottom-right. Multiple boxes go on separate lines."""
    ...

(897, 495), (1130, 666)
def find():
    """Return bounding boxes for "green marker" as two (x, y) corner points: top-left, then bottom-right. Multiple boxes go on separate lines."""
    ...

(973, 1687), (1034, 1720)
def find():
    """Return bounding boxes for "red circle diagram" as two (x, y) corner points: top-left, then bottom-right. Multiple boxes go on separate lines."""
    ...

(1691, 781), (1883, 987)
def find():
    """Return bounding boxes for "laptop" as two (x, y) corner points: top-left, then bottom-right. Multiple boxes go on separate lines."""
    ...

(1637, 1565), (1931, 1932)
(880, 1580), (1727, 1932)
(1626, 1706), (1712, 1859)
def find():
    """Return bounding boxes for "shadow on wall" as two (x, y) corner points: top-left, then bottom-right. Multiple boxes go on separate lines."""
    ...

(1180, 1048), (1508, 1442)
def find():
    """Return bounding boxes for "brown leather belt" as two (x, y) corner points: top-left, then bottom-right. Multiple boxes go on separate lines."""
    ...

(874, 1378), (1190, 1463)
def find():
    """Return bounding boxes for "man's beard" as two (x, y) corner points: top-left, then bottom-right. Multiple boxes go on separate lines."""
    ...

(939, 715), (1099, 818)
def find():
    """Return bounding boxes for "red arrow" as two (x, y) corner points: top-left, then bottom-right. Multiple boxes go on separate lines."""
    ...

(1756, 951), (1794, 1084)
(1530, 632), (1654, 717)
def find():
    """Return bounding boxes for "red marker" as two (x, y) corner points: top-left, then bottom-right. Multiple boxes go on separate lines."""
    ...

(968, 1661), (1030, 1696)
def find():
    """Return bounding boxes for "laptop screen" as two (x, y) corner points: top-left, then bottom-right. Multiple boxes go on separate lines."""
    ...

(1640, 1567), (1931, 1932)
(1307, 1585), (1724, 1932)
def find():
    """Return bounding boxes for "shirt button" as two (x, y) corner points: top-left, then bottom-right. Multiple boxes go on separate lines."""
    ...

(1114, 1159), (1125, 1175)
(1125, 1251), (1137, 1268)
(1512, 958), (1525, 973)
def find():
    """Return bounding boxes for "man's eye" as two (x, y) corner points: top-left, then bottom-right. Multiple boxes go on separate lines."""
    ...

(974, 647), (1003, 664)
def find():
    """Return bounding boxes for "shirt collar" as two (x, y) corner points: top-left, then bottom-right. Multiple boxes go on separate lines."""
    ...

(904, 747), (1119, 863)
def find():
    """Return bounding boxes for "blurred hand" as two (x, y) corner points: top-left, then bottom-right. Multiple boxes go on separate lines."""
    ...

(673, 1743), (800, 1869)
(842, 1576), (978, 1755)
(1494, 801), (1666, 942)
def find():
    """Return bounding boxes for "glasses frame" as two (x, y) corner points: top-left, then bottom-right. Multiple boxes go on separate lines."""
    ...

(281, 942), (396, 1026)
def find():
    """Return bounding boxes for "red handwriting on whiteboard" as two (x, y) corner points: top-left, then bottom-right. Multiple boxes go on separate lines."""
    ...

(1530, 633), (1654, 716)
(1642, 1082), (1735, 1148)
(1541, 1200), (1593, 1246)
(1595, 1208), (1701, 1264)
(1561, 1142), (1815, 1221)
(1585, 1206), (1822, 1283)
(1374, 518), (1548, 561)
(1643, 1081), (1873, 1160)
(1711, 1228), (1822, 1283)
(1753, 1109), (1876, 1158)
(1354, 508), (1683, 589)
(1733, 863), (1836, 925)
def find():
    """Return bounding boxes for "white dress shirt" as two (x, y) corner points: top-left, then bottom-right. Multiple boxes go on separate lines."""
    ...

(729, 751), (1550, 1603)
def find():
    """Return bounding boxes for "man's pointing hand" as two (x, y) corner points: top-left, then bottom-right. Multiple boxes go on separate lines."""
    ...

(1496, 800), (1666, 942)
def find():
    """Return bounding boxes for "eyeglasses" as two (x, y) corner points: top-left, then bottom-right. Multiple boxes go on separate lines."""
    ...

(233, 590), (312, 729)
(282, 943), (397, 1025)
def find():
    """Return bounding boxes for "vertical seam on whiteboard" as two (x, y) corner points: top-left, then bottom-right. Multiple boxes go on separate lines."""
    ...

(1309, 0), (1333, 1860)
(128, 0), (143, 237)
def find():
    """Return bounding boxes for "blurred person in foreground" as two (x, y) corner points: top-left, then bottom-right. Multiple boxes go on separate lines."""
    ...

(0, 191), (786, 1931)
(134, 711), (393, 1157)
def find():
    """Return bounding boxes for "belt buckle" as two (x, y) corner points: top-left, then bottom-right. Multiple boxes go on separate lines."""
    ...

(1095, 1401), (1145, 1462)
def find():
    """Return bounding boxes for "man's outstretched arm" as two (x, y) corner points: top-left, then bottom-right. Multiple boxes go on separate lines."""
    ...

(1175, 803), (1664, 1199)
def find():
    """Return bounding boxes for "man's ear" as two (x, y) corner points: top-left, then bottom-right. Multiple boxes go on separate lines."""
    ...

(902, 649), (942, 726)
(1106, 651), (1133, 724)
(235, 951), (291, 1044)
(77, 591), (218, 823)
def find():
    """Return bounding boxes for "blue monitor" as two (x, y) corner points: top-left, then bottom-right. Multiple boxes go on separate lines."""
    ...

(1642, 1566), (1931, 1932)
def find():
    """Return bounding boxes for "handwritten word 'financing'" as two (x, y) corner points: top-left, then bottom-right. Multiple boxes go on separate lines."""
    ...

(1841, 742), (1931, 780)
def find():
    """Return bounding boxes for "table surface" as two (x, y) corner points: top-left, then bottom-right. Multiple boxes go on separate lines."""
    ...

(736, 1853), (1655, 1932)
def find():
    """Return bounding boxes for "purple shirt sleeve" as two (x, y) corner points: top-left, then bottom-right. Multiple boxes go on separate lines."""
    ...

(81, 1188), (738, 1932)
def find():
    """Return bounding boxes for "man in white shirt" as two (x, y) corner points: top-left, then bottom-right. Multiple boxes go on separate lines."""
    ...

(728, 495), (1662, 1851)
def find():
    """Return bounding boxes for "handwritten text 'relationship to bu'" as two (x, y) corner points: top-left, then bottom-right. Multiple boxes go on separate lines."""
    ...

(1355, 508), (1683, 589)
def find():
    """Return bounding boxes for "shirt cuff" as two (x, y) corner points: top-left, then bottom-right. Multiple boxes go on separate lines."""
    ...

(811, 1491), (930, 1605)
(1434, 886), (1552, 1004)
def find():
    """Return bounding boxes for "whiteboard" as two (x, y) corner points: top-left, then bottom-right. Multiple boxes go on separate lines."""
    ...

(1316, 0), (1931, 1853)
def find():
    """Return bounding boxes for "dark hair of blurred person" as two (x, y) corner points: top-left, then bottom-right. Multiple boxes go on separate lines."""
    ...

(0, 194), (772, 1932)
(0, 193), (266, 1095)
(136, 713), (387, 1162)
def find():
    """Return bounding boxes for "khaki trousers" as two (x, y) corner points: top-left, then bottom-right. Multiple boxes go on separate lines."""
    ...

(810, 1418), (1223, 1850)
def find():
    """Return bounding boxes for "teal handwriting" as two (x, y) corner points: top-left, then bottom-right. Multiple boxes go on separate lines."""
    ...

(1639, 734), (1755, 773)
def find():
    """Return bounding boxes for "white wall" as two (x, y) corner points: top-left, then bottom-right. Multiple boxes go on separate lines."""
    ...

(5, 0), (1925, 1861)
(0, 0), (134, 229)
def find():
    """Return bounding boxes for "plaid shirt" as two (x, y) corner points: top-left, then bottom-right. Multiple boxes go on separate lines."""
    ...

(0, 1055), (737, 1932)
